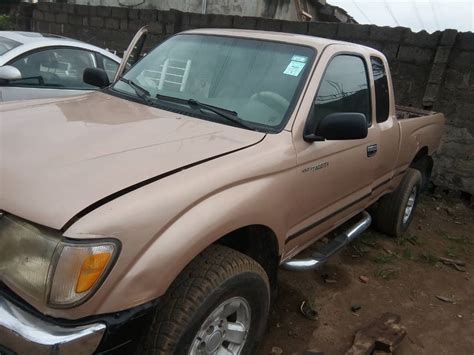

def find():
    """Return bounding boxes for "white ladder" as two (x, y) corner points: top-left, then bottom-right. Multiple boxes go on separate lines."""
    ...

(143, 58), (191, 92)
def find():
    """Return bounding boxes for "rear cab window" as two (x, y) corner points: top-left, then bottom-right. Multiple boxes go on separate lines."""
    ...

(370, 56), (390, 123)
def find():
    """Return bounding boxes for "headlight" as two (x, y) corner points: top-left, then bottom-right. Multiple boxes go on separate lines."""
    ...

(48, 241), (119, 307)
(0, 213), (119, 308)
(0, 213), (59, 303)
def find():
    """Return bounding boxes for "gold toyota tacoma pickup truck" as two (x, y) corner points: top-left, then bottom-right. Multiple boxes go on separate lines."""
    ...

(0, 28), (444, 354)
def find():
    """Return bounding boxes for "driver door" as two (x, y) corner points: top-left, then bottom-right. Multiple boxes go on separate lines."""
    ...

(286, 45), (377, 251)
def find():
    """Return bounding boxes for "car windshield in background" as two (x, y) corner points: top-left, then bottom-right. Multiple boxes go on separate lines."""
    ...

(112, 34), (315, 131)
(0, 36), (21, 56)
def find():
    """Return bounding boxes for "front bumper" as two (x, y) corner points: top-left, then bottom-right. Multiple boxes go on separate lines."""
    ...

(0, 297), (105, 355)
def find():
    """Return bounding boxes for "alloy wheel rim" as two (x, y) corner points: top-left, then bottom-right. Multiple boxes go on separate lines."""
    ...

(189, 296), (251, 355)
(403, 186), (417, 224)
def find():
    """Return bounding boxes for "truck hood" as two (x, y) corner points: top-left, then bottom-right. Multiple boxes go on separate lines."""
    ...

(0, 92), (265, 230)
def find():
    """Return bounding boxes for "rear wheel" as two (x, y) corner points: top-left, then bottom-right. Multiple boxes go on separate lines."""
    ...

(411, 156), (433, 191)
(143, 245), (270, 355)
(375, 168), (422, 238)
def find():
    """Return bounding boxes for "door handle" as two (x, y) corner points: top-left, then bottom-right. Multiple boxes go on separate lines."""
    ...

(367, 144), (377, 157)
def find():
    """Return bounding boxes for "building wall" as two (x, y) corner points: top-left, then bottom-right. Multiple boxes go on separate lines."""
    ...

(10, 3), (474, 196)
(0, 0), (20, 15)
(38, 0), (307, 22)
(29, 0), (355, 23)
(68, 0), (262, 14)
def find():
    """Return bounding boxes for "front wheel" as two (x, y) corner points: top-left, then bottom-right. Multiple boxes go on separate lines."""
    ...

(375, 168), (422, 238)
(143, 245), (270, 355)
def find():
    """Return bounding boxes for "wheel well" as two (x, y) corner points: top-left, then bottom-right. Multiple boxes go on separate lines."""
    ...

(410, 147), (433, 191)
(215, 225), (280, 295)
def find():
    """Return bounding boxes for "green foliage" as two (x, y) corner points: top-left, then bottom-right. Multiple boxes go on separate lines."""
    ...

(419, 252), (438, 265)
(396, 234), (420, 246)
(0, 15), (12, 30)
(375, 267), (399, 280)
(440, 231), (473, 255)
(446, 246), (458, 258)
(372, 253), (396, 264)
(444, 234), (473, 245)
(402, 248), (415, 260)
(352, 230), (383, 255)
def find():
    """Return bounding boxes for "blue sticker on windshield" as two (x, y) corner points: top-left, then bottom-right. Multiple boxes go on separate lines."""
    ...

(291, 55), (308, 63)
(284, 61), (306, 76)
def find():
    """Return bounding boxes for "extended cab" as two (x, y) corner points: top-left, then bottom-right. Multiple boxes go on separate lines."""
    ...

(0, 28), (444, 354)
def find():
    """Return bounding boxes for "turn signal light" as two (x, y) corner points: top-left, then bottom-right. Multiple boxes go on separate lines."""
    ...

(76, 252), (112, 293)
(49, 242), (117, 307)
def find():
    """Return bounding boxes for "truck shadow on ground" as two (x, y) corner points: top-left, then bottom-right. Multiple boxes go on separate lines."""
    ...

(261, 193), (474, 355)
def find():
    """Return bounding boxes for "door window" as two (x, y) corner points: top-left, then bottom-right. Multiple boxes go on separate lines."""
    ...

(371, 57), (390, 123)
(313, 54), (371, 126)
(98, 54), (119, 82)
(0, 36), (21, 56)
(9, 47), (97, 89)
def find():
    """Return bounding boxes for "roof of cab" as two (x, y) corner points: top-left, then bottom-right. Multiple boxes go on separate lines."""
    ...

(183, 28), (351, 48)
(181, 28), (384, 56)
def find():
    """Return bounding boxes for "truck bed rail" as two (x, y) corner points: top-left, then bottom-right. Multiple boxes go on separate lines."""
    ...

(396, 105), (436, 119)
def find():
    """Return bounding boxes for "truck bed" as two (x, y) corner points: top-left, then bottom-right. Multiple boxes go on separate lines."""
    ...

(395, 105), (445, 173)
(396, 105), (436, 119)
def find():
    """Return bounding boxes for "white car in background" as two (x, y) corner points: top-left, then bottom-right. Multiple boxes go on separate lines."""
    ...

(0, 31), (121, 102)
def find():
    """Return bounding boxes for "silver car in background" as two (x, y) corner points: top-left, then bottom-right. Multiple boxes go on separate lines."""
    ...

(0, 31), (121, 102)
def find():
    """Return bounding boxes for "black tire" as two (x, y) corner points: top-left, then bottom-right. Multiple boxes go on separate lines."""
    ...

(375, 168), (422, 238)
(410, 156), (433, 192)
(142, 245), (270, 355)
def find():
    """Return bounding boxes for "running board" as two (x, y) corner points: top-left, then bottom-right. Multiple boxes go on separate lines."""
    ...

(281, 211), (372, 271)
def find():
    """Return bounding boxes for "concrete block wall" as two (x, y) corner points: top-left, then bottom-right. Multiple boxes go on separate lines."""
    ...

(0, 0), (20, 17)
(9, 2), (474, 196)
(432, 32), (474, 194)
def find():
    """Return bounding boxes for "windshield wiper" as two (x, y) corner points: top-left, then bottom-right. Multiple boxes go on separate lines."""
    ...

(119, 78), (154, 105)
(155, 93), (253, 130)
(188, 99), (254, 130)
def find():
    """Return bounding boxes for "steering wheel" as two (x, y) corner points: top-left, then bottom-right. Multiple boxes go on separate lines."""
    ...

(250, 91), (290, 113)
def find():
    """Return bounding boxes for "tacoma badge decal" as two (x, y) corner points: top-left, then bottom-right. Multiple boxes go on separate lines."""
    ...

(302, 161), (329, 173)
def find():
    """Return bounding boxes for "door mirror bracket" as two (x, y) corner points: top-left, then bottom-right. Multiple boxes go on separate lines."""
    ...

(303, 133), (325, 142)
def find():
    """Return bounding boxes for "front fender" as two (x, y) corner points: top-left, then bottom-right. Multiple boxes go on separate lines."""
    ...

(107, 174), (291, 312)
(57, 132), (296, 319)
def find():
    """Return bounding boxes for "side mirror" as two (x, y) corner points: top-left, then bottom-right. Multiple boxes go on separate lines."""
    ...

(83, 67), (110, 88)
(0, 65), (22, 81)
(304, 112), (368, 141)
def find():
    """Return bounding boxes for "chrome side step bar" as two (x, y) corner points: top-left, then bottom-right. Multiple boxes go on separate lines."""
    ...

(281, 211), (372, 271)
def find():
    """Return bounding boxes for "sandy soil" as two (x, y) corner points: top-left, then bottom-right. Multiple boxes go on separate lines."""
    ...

(260, 194), (474, 355)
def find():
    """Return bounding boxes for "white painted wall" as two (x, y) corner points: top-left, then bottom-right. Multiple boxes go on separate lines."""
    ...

(64, 0), (315, 21)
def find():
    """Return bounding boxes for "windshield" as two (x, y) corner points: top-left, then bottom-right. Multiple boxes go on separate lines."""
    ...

(112, 34), (315, 131)
(0, 36), (21, 56)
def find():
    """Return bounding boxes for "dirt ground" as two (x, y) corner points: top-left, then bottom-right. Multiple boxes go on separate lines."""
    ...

(260, 193), (474, 355)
